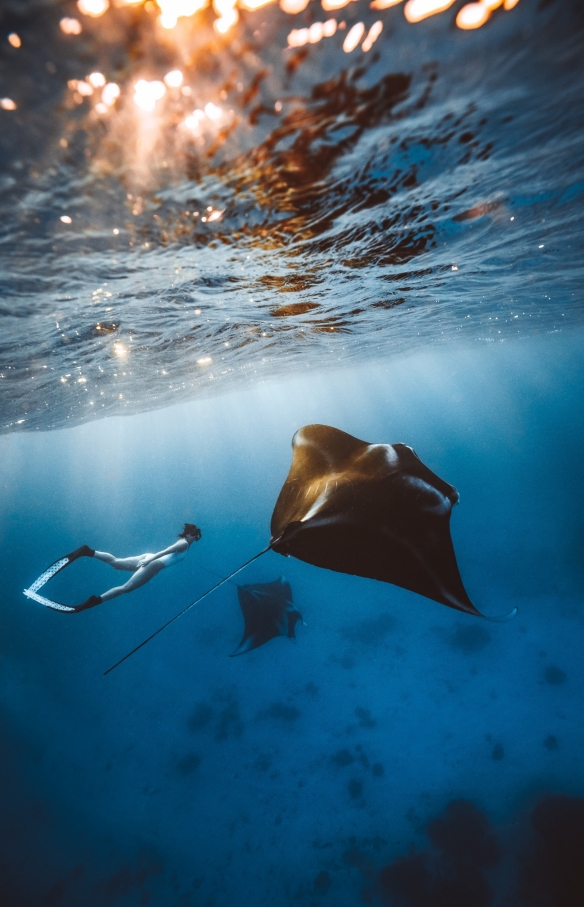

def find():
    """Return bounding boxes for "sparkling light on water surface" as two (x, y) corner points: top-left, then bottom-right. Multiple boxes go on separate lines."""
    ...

(0, 0), (581, 435)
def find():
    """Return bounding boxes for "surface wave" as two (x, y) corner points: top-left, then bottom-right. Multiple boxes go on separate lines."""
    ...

(0, 0), (583, 431)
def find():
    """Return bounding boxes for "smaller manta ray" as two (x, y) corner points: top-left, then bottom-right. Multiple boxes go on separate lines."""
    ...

(231, 577), (302, 657)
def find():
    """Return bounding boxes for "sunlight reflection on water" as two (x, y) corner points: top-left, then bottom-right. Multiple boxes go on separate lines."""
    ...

(0, 0), (582, 432)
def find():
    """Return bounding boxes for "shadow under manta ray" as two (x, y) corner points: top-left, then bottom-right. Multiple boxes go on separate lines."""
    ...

(231, 577), (302, 656)
(269, 424), (516, 621)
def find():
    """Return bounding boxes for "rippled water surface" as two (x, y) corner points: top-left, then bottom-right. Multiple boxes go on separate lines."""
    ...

(1, 0), (583, 431)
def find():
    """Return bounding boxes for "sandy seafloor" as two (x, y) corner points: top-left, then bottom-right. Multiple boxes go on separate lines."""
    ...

(1, 328), (583, 906)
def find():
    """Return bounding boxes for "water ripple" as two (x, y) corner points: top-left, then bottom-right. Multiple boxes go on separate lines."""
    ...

(0, 0), (582, 431)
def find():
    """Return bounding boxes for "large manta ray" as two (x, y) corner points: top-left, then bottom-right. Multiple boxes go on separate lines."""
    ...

(269, 424), (507, 619)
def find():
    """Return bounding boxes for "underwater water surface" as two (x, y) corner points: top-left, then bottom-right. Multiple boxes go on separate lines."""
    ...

(1, 0), (584, 905)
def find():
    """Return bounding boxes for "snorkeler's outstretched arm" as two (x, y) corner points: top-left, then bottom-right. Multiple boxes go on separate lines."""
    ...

(139, 539), (189, 566)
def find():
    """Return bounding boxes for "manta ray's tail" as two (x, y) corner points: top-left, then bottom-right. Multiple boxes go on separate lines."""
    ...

(480, 606), (518, 622)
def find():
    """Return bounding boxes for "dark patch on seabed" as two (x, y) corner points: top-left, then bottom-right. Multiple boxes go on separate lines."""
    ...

(341, 795), (584, 907)
(441, 623), (492, 654)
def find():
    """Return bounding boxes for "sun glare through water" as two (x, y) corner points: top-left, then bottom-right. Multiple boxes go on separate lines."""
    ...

(0, 0), (536, 435)
(37, 0), (523, 152)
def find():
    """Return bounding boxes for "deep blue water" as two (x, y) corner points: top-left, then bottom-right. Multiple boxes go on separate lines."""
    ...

(1, 0), (584, 904)
(2, 333), (584, 905)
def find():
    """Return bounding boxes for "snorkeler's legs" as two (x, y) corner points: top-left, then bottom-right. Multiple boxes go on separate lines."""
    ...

(93, 551), (152, 572)
(98, 560), (165, 603)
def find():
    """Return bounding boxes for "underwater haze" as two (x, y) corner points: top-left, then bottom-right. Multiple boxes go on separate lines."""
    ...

(1, 0), (584, 905)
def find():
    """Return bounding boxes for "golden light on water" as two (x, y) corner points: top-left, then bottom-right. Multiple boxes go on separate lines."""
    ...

(76, 80), (94, 96)
(157, 0), (210, 29)
(287, 19), (337, 46)
(33, 0), (525, 196)
(362, 19), (383, 50)
(321, 0), (353, 11)
(102, 83), (121, 106)
(280, 0), (310, 13)
(456, 2), (488, 28)
(50, 0), (523, 123)
(8, 33), (22, 48)
(164, 70), (184, 88)
(184, 109), (206, 130)
(95, 82), (120, 113)
(77, 0), (110, 16)
(213, 0), (239, 31)
(204, 102), (222, 120)
(59, 18), (83, 35)
(239, 0), (276, 9)
(88, 72), (106, 88)
(113, 342), (129, 358)
(343, 21), (365, 52)
(404, 0), (455, 23)
(214, 10), (239, 33)
(134, 79), (166, 112)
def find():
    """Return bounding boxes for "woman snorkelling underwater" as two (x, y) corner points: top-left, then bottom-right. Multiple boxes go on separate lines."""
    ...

(72, 523), (202, 612)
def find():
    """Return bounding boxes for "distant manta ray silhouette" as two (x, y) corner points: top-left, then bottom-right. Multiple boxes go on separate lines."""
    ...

(231, 577), (303, 657)
(104, 424), (516, 674)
